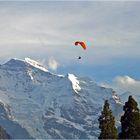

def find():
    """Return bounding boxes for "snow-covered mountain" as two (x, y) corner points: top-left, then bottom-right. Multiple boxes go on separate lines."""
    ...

(0, 58), (123, 139)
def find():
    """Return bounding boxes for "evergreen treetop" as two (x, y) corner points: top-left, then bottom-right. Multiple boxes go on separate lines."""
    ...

(119, 95), (140, 139)
(98, 100), (118, 139)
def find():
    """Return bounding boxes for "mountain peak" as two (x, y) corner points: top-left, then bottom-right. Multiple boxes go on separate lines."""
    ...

(2, 58), (26, 70)
(2, 58), (49, 73)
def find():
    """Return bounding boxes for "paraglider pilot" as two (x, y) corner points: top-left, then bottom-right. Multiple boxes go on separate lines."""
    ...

(78, 56), (81, 59)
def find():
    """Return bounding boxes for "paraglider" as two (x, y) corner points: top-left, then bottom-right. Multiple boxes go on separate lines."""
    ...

(75, 41), (87, 59)
(75, 41), (87, 50)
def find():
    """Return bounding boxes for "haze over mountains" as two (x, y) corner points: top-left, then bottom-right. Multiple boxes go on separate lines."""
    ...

(0, 58), (137, 139)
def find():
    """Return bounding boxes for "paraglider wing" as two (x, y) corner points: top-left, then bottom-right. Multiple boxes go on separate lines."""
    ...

(75, 41), (87, 50)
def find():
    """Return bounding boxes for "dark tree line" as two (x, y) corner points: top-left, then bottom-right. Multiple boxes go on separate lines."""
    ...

(98, 95), (140, 139)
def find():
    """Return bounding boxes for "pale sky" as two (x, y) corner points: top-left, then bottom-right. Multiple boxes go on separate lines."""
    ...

(0, 1), (140, 84)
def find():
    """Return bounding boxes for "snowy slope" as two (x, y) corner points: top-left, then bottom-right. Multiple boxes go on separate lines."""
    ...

(0, 58), (123, 139)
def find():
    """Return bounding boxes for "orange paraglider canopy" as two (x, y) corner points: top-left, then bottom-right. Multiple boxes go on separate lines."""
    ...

(75, 41), (87, 50)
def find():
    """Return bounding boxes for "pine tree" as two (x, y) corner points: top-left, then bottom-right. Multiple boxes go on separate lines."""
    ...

(98, 100), (118, 139)
(119, 95), (140, 139)
(0, 126), (11, 139)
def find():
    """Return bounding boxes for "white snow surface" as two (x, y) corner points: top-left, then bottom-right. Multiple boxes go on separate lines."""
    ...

(68, 73), (81, 93)
(0, 58), (124, 139)
(25, 57), (48, 72)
